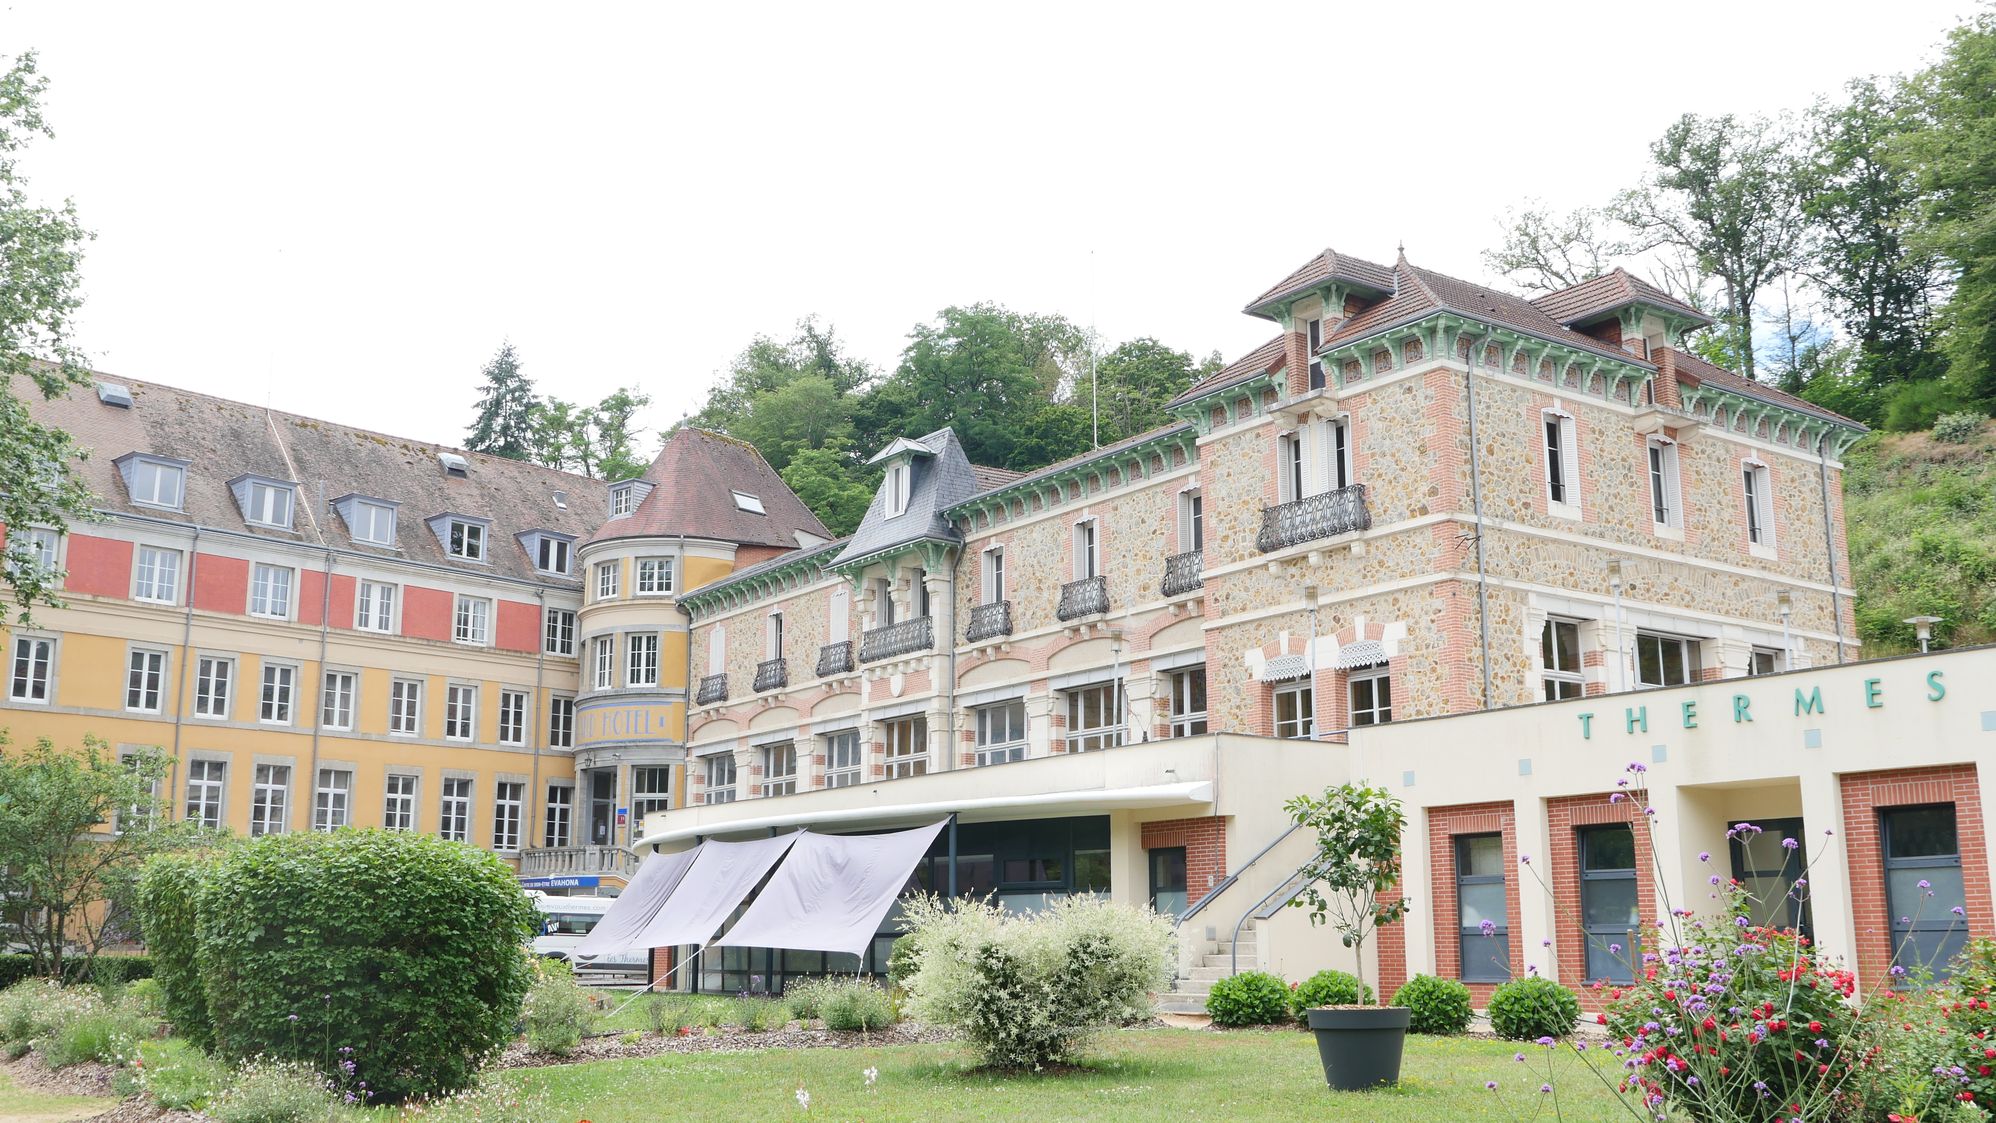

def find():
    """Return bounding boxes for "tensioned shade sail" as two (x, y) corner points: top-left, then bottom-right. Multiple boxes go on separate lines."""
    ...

(632, 831), (800, 949)
(714, 819), (948, 957)
(569, 843), (704, 958)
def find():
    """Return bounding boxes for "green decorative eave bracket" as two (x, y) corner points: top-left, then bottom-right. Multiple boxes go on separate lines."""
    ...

(823, 536), (960, 589)
(1679, 383), (1867, 458)
(943, 426), (1201, 528)
(1165, 373), (1278, 433)
(678, 544), (844, 619)
(1319, 311), (1652, 396)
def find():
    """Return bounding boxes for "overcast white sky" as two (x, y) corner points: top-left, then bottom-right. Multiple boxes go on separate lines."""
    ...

(3, 1), (1974, 452)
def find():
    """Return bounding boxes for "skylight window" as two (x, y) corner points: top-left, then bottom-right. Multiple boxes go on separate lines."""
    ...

(438, 452), (469, 476)
(732, 491), (766, 515)
(96, 382), (133, 408)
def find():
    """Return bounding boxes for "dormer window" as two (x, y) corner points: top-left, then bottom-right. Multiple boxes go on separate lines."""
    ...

(518, 531), (575, 575)
(732, 491), (765, 515)
(117, 454), (188, 511)
(231, 476), (297, 530)
(610, 484), (634, 517)
(428, 514), (491, 562)
(885, 462), (911, 518)
(351, 501), (395, 545)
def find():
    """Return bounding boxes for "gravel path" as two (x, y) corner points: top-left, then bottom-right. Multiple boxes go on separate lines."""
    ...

(498, 1021), (960, 1069)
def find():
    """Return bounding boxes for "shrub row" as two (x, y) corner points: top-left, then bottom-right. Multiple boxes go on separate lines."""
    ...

(0, 954), (152, 990)
(1204, 968), (1576, 1039)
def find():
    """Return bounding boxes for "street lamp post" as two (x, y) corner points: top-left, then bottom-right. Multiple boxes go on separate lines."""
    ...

(1903, 615), (1943, 654)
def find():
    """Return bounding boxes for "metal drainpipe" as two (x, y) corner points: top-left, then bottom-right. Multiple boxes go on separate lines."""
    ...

(527, 586), (547, 856)
(1815, 432), (1846, 664)
(944, 561), (957, 771)
(677, 534), (691, 813)
(1463, 333), (1495, 709)
(304, 547), (333, 832)
(167, 526), (201, 817)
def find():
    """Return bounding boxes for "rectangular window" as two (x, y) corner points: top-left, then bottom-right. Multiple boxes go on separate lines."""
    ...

(115, 750), (161, 835)
(133, 545), (181, 604)
(453, 596), (490, 645)
(828, 585), (850, 644)
(1074, 521), (1099, 580)
(883, 716), (927, 778)
(1749, 646), (1784, 676)
(636, 558), (674, 595)
(536, 536), (571, 575)
(1274, 681), (1314, 740)
(245, 480), (294, 528)
(8, 635), (53, 703)
(1064, 683), (1125, 753)
(1541, 619), (1583, 700)
(1543, 412), (1576, 509)
(1278, 431), (1306, 503)
(874, 577), (896, 627)
(630, 767), (670, 840)
(1580, 825), (1639, 984)
(885, 462), (911, 518)
(1168, 667), (1209, 737)
(1349, 665), (1393, 727)
(4, 527), (59, 584)
(1744, 462), (1775, 547)
(1326, 417), (1352, 490)
(444, 684), (477, 741)
(760, 744), (797, 797)
(350, 500), (395, 545)
(1306, 317), (1325, 389)
(626, 633), (660, 687)
(185, 759), (225, 828)
(544, 784), (573, 847)
(389, 678), (422, 736)
(249, 563), (293, 619)
(609, 485), (633, 517)
(823, 730), (862, 788)
(130, 459), (185, 509)
(548, 696), (575, 749)
(193, 655), (232, 718)
(1647, 439), (1682, 529)
(1179, 492), (1204, 553)
(250, 763), (290, 836)
(1635, 632), (1697, 688)
(439, 777), (472, 842)
(595, 561), (619, 601)
(355, 580), (396, 632)
(492, 781), (524, 852)
(314, 768), (352, 831)
(974, 701), (1027, 766)
(982, 547), (1005, 603)
(1457, 833), (1511, 983)
(497, 689), (527, 746)
(765, 614), (783, 660)
(544, 608), (576, 655)
(259, 663), (296, 724)
(592, 636), (615, 690)
(321, 670), (356, 730)
(704, 754), (737, 804)
(447, 519), (486, 561)
(383, 774), (417, 831)
(1884, 805), (1968, 978)
(126, 648), (166, 712)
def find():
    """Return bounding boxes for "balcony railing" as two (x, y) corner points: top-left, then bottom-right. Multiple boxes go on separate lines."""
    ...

(753, 657), (787, 692)
(1255, 484), (1371, 552)
(860, 617), (933, 663)
(695, 673), (729, 705)
(965, 600), (1012, 642)
(1056, 575), (1110, 621)
(815, 640), (854, 678)
(1162, 550), (1204, 596)
(518, 845), (640, 880)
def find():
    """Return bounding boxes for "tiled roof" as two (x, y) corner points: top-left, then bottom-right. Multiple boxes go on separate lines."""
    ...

(832, 428), (978, 568)
(588, 428), (830, 549)
(1668, 348), (1864, 429)
(1167, 334), (1287, 408)
(969, 464), (1025, 491)
(681, 535), (852, 603)
(1245, 248), (1398, 312)
(27, 373), (608, 585)
(1530, 268), (1712, 327)
(1317, 262), (1651, 367)
(951, 421), (1195, 510)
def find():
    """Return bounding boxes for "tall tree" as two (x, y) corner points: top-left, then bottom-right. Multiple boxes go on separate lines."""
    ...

(1090, 337), (1198, 442)
(1483, 203), (1628, 292)
(1612, 113), (1809, 380)
(526, 397), (592, 474)
(590, 387), (653, 483)
(0, 52), (96, 625)
(876, 304), (1088, 469)
(463, 342), (538, 460)
(779, 444), (874, 537)
(733, 374), (853, 474)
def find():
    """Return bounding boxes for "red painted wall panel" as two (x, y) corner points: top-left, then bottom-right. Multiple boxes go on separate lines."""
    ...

(193, 554), (249, 614)
(496, 599), (539, 653)
(402, 585), (452, 642)
(63, 534), (133, 598)
(298, 569), (327, 626)
(326, 574), (356, 631)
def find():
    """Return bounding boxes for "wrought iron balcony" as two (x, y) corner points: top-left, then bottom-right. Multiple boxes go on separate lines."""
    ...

(1056, 575), (1110, 621)
(753, 657), (787, 692)
(1162, 550), (1204, 596)
(965, 600), (1012, 642)
(815, 640), (854, 678)
(1255, 484), (1371, 553)
(695, 673), (728, 705)
(860, 616), (933, 663)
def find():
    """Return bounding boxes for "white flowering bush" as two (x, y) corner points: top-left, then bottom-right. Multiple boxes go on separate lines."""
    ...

(899, 894), (1174, 1069)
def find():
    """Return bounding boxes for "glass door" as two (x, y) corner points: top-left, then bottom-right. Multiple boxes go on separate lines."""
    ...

(587, 769), (617, 846)
(1149, 847), (1188, 917)
(1728, 817), (1813, 938)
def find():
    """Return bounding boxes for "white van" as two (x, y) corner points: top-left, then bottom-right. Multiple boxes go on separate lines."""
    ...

(528, 894), (647, 972)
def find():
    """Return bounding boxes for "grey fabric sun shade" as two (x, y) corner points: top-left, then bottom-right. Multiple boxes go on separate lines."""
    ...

(714, 820), (948, 957)
(568, 843), (704, 958)
(631, 831), (801, 949)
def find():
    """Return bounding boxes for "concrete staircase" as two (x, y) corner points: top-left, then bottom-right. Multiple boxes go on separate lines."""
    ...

(1155, 922), (1257, 1022)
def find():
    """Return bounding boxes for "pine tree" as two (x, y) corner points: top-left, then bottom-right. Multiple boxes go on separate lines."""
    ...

(464, 343), (539, 460)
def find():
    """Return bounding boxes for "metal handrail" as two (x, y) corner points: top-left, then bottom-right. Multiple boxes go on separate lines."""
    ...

(1255, 484), (1371, 552)
(860, 617), (933, 663)
(1177, 822), (1300, 927)
(1231, 859), (1318, 976)
(694, 673), (728, 705)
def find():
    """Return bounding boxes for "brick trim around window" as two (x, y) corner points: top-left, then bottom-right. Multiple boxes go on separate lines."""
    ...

(1427, 801), (1524, 1006)
(1839, 764), (1991, 989)
(1547, 792), (1656, 996)
(1141, 816), (1228, 911)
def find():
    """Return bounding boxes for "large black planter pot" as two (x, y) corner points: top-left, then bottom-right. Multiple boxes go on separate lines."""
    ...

(1305, 1006), (1411, 1091)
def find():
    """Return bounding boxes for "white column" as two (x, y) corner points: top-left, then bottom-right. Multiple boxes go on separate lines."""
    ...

(1514, 797), (1557, 978)
(1799, 770), (1855, 974)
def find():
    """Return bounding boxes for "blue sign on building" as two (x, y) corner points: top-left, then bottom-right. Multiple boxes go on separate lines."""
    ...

(520, 875), (601, 890)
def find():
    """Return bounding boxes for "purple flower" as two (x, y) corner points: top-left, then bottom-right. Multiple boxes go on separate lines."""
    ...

(1954, 906), (1968, 917)
(287, 1014), (299, 1023)
(1610, 793), (1625, 804)
(1520, 855), (1531, 865)
(1536, 1036), (1556, 1046)
(1697, 851), (1710, 862)
(1540, 1083), (1553, 1094)
(1515, 1053), (1527, 1063)
(1919, 879), (1932, 890)
(1486, 1081), (1499, 1091)
(1480, 919), (1497, 936)
(1781, 838), (1799, 850)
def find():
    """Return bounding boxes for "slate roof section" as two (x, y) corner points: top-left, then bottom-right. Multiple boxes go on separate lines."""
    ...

(1245, 249), (1397, 312)
(27, 374), (608, 585)
(1668, 348), (1864, 430)
(832, 428), (977, 568)
(1531, 269), (1713, 327)
(1167, 334), (1287, 408)
(588, 428), (830, 549)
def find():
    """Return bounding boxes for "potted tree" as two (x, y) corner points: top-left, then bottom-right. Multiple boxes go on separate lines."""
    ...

(1284, 782), (1412, 1091)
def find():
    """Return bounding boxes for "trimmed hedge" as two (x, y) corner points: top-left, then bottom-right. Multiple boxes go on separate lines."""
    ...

(0, 954), (152, 991)
(1391, 974), (1473, 1035)
(136, 851), (212, 1046)
(190, 830), (538, 1102)
(1290, 969), (1371, 1020)
(1206, 971), (1292, 1027)
(1487, 975), (1581, 1040)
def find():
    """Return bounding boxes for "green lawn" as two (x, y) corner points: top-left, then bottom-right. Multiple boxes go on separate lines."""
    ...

(0, 1071), (115, 1122)
(492, 1029), (1637, 1122)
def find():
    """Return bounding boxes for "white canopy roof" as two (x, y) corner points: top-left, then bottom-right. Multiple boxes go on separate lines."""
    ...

(570, 843), (702, 958)
(630, 832), (799, 949)
(715, 820), (949, 957)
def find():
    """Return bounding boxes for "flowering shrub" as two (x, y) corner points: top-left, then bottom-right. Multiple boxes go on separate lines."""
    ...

(113, 1037), (229, 1112)
(899, 894), (1174, 1067)
(1206, 971), (1292, 1027)
(821, 982), (895, 1031)
(395, 1073), (553, 1123)
(1290, 969), (1371, 1020)
(1487, 976), (1580, 1041)
(1391, 975), (1473, 1035)
(209, 1057), (342, 1123)
(0, 978), (78, 1056)
(521, 958), (594, 1055)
